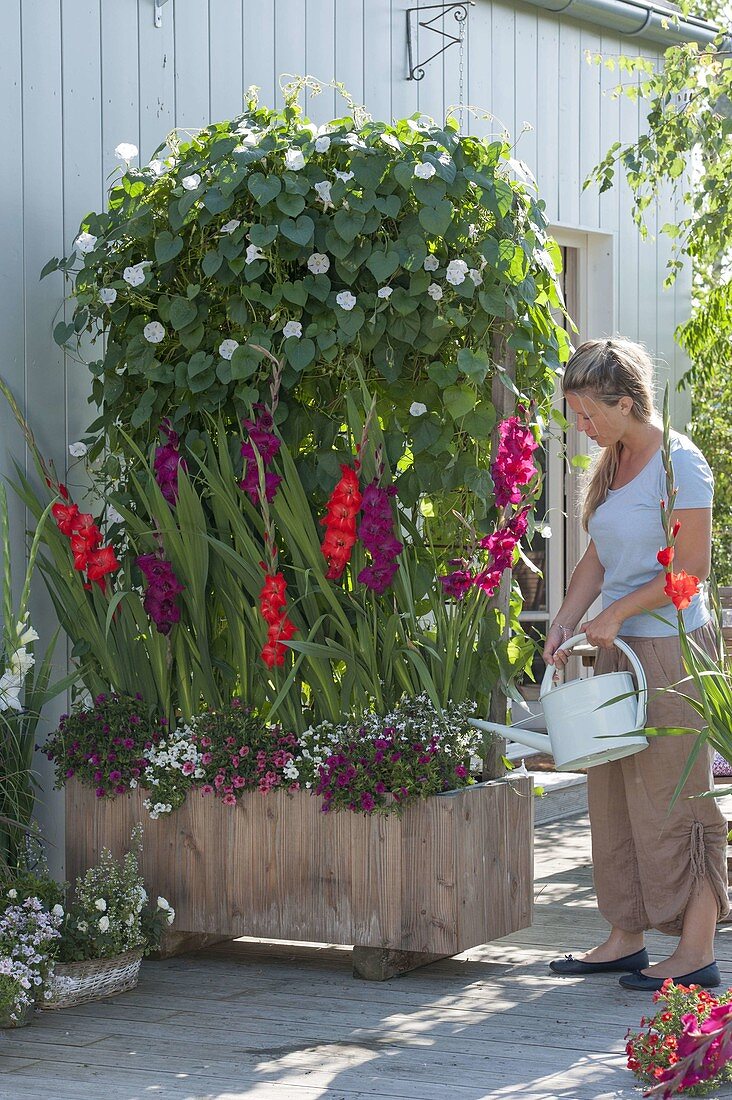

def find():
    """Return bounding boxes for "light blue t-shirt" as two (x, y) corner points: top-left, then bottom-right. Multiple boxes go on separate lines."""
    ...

(588, 430), (713, 637)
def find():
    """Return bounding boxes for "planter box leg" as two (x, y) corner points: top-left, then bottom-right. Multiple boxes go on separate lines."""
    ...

(352, 946), (450, 981)
(149, 930), (233, 959)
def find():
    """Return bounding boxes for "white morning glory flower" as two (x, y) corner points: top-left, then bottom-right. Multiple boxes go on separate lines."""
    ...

(344, 132), (366, 148)
(314, 180), (334, 209)
(336, 291), (357, 311)
(469, 268), (483, 286)
(115, 142), (138, 162)
(181, 173), (201, 191)
(220, 219), (241, 235)
(123, 263), (148, 288)
(219, 339), (239, 360)
(74, 232), (97, 254)
(410, 402), (428, 416)
(98, 915), (110, 932)
(538, 524), (553, 539)
(285, 148), (306, 171)
(143, 321), (165, 344)
(446, 259), (469, 286)
(106, 505), (125, 526)
(100, 287), (117, 305)
(334, 170), (354, 182)
(377, 287), (393, 299)
(245, 244), (264, 264)
(307, 253), (330, 275)
(427, 283), (443, 301)
(282, 320), (302, 339)
(423, 255), (439, 272)
(315, 135), (331, 153)
(68, 442), (88, 458)
(414, 162), (436, 180)
(148, 159), (168, 177)
(94, 899), (107, 912)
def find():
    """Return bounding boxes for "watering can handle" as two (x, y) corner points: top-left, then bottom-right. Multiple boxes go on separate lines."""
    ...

(540, 632), (648, 729)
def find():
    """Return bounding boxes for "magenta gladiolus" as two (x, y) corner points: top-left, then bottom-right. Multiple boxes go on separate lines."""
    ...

(154, 419), (187, 506)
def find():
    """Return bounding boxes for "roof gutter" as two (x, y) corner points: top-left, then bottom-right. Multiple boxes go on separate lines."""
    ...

(523, 0), (719, 46)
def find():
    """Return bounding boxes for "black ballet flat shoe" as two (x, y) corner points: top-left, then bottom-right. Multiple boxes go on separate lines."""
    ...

(619, 962), (722, 992)
(549, 948), (649, 975)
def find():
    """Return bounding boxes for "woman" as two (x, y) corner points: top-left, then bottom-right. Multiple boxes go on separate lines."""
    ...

(544, 337), (729, 992)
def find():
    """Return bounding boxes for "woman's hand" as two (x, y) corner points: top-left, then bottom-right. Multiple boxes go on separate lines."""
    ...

(580, 606), (623, 649)
(543, 623), (572, 672)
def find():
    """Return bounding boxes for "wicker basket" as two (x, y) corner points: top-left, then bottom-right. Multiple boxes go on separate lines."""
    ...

(42, 947), (144, 1010)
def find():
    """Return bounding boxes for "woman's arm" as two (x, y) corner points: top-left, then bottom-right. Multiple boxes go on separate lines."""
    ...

(580, 506), (712, 649)
(542, 539), (605, 668)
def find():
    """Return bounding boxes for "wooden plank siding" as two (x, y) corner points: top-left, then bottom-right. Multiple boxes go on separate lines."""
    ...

(0, 0), (694, 860)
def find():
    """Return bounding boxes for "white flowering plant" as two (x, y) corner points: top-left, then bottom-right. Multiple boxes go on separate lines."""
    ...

(142, 721), (205, 818)
(0, 896), (62, 1022)
(55, 825), (174, 963)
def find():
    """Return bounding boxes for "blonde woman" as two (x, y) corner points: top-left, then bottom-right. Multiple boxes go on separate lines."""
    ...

(544, 337), (728, 992)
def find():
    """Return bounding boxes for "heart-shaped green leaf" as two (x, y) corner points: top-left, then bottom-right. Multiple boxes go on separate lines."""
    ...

(154, 231), (184, 264)
(418, 200), (453, 236)
(280, 215), (315, 246)
(333, 208), (366, 243)
(202, 250), (223, 277)
(248, 223), (278, 248)
(248, 173), (281, 205)
(276, 192), (306, 217)
(285, 337), (316, 372)
(170, 297), (199, 330)
(457, 347), (490, 383)
(444, 385), (476, 419)
(428, 362), (458, 388)
(231, 346), (260, 380)
(366, 250), (400, 282)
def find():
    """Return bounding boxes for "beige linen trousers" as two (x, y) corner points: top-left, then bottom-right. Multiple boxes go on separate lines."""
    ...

(589, 621), (730, 936)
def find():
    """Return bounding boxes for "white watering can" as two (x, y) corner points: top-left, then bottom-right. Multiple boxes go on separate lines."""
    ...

(470, 633), (648, 770)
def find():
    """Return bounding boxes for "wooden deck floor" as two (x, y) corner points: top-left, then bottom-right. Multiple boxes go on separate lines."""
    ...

(3, 813), (732, 1100)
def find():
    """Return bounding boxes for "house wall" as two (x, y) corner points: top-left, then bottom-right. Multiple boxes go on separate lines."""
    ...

(0, 0), (692, 866)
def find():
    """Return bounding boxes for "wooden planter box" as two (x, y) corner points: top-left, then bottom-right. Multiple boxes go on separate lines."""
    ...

(66, 776), (533, 979)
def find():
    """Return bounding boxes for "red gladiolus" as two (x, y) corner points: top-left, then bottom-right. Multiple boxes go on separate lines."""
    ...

(52, 493), (120, 594)
(258, 569), (297, 667)
(664, 570), (700, 611)
(52, 502), (81, 536)
(86, 546), (121, 591)
(657, 546), (674, 569)
(672, 520), (681, 538)
(320, 465), (362, 580)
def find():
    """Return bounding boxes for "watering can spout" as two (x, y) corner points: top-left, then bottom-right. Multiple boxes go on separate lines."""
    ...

(469, 718), (551, 756)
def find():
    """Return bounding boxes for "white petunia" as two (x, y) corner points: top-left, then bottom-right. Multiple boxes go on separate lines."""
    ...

(410, 402), (428, 416)
(76, 920), (87, 933)
(423, 255), (439, 272)
(218, 339), (239, 361)
(336, 291), (357, 311)
(100, 287), (117, 305)
(115, 142), (138, 162)
(282, 320), (302, 339)
(98, 915), (110, 932)
(334, 170), (354, 183)
(7, 890), (17, 900)
(307, 252), (330, 275)
(94, 899), (107, 912)
(285, 148), (306, 171)
(314, 180), (333, 209)
(377, 286), (393, 299)
(446, 259), (469, 286)
(181, 173), (201, 191)
(123, 263), (148, 288)
(427, 282), (443, 301)
(468, 268), (483, 286)
(143, 321), (165, 344)
(106, 505), (125, 526)
(414, 162), (436, 180)
(157, 896), (170, 911)
(315, 135), (331, 153)
(220, 219), (241, 235)
(68, 442), (88, 458)
(74, 232), (97, 254)
(52, 904), (64, 918)
(245, 244), (264, 264)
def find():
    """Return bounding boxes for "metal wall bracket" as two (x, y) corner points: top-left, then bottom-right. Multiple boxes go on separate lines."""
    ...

(154, 0), (170, 29)
(406, 2), (474, 81)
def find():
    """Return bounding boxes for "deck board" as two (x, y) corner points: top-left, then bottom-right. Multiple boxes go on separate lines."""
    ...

(2, 812), (732, 1100)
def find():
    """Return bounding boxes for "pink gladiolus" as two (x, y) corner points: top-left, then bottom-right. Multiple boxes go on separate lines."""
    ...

(491, 416), (538, 507)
